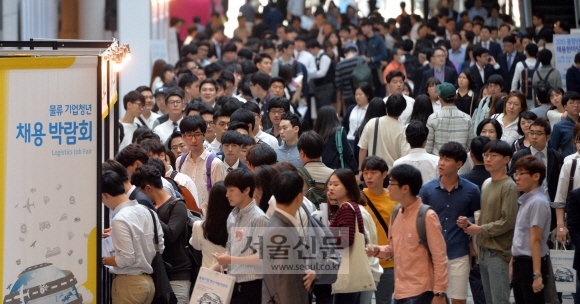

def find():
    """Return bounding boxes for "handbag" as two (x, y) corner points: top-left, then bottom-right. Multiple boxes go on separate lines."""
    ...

(190, 267), (236, 304)
(331, 203), (376, 294)
(146, 209), (177, 304)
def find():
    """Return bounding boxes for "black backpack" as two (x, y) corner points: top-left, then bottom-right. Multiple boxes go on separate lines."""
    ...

(521, 61), (540, 98)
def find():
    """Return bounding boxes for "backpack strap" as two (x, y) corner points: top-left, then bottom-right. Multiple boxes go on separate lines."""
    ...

(206, 153), (217, 192)
(178, 152), (189, 172)
(372, 118), (380, 156)
(361, 191), (388, 237)
(336, 127), (344, 168)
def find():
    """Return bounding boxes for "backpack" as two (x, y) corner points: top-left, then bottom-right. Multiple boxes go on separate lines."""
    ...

(335, 127), (345, 168)
(178, 152), (217, 192)
(391, 203), (433, 258)
(297, 166), (327, 208)
(351, 56), (374, 91)
(521, 61), (540, 98)
(167, 171), (201, 213)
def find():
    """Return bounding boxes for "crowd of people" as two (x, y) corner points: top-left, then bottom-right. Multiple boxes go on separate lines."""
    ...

(104, 0), (580, 303)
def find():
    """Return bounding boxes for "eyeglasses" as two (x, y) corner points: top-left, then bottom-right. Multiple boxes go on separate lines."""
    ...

(482, 153), (501, 159)
(167, 100), (183, 106)
(528, 132), (546, 137)
(171, 143), (188, 151)
(513, 171), (530, 178)
(182, 132), (204, 140)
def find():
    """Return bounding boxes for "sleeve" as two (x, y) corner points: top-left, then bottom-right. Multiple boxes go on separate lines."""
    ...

(554, 160), (572, 208)
(480, 184), (520, 238)
(425, 210), (448, 293)
(357, 118), (373, 150)
(342, 129), (359, 174)
(159, 201), (187, 244)
(425, 117), (435, 154)
(312, 54), (331, 79)
(211, 157), (225, 185)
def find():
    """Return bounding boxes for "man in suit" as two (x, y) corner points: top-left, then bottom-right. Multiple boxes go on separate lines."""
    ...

(477, 25), (502, 59)
(418, 47), (458, 94)
(469, 46), (501, 94)
(262, 171), (315, 304)
(509, 118), (563, 233)
(497, 35), (525, 93)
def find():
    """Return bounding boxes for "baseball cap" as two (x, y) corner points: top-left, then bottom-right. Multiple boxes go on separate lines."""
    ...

(436, 83), (457, 100)
(154, 87), (168, 96)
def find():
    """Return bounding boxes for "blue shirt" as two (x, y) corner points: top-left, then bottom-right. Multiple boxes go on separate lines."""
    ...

(549, 115), (576, 157)
(448, 48), (466, 72)
(419, 177), (481, 260)
(511, 187), (551, 257)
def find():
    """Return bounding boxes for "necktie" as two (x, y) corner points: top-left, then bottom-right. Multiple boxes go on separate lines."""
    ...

(173, 121), (178, 133)
(507, 54), (513, 70)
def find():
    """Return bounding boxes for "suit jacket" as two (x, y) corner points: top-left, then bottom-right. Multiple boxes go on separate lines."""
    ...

(509, 147), (563, 229)
(477, 41), (502, 59)
(418, 66), (458, 95)
(469, 64), (498, 94)
(262, 211), (310, 304)
(497, 51), (526, 93)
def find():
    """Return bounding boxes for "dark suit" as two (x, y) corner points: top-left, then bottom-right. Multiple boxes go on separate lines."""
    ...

(262, 211), (310, 304)
(509, 147), (563, 230)
(460, 164), (491, 189)
(469, 64), (499, 94)
(477, 41), (502, 60)
(129, 187), (156, 210)
(497, 51), (526, 93)
(418, 66), (459, 95)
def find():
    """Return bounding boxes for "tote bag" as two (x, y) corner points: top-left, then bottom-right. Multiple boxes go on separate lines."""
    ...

(331, 203), (376, 294)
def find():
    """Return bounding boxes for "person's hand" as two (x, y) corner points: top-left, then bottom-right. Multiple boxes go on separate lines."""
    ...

(557, 224), (569, 245)
(102, 228), (111, 238)
(211, 253), (232, 268)
(303, 270), (316, 291)
(457, 216), (469, 228)
(463, 222), (483, 236)
(532, 277), (544, 293)
(432, 296), (446, 304)
(365, 244), (380, 257)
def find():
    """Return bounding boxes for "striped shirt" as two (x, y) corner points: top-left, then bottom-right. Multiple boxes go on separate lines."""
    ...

(426, 105), (474, 155)
(225, 200), (269, 282)
(335, 56), (359, 102)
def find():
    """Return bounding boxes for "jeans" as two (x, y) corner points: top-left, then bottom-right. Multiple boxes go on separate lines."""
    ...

(170, 280), (191, 304)
(392, 291), (434, 304)
(375, 268), (395, 304)
(479, 248), (511, 304)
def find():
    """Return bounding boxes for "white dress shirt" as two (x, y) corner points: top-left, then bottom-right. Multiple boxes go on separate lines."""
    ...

(393, 148), (440, 185)
(109, 201), (164, 275)
(153, 118), (182, 145)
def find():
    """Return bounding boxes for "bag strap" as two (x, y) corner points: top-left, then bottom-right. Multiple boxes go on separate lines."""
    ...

(361, 191), (388, 237)
(372, 118), (380, 156)
(206, 153), (217, 192)
(178, 152), (189, 172)
(569, 159), (577, 194)
(146, 208), (160, 252)
(336, 127), (344, 168)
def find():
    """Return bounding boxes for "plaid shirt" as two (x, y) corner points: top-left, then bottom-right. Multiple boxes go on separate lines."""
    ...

(426, 105), (474, 155)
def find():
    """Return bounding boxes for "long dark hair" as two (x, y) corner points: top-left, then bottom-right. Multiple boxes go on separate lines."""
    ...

(328, 168), (362, 205)
(202, 181), (233, 247)
(358, 97), (387, 137)
(254, 166), (279, 213)
(408, 94), (433, 126)
(314, 106), (340, 143)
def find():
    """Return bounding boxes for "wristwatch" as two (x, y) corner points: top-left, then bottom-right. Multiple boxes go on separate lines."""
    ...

(435, 292), (447, 298)
(532, 272), (542, 279)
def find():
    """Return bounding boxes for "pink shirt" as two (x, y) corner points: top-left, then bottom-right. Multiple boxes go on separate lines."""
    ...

(390, 198), (448, 299)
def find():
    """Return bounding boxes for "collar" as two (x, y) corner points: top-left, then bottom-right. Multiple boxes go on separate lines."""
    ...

(275, 209), (301, 228)
(530, 145), (548, 157)
(127, 185), (136, 198)
(518, 186), (543, 205)
(232, 199), (257, 217)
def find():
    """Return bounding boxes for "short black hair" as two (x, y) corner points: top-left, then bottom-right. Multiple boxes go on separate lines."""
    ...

(250, 72), (271, 90)
(115, 144), (149, 168)
(362, 156), (389, 172)
(102, 170), (126, 196)
(529, 117), (551, 136)
(247, 144), (277, 167)
(297, 131), (324, 159)
(389, 164), (423, 196)
(131, 164), (164, 189)
(386, 94), (407, 117)
(517, 111), (538, 136)
(470, 136), (491, 163)
(224, 168), (255, 197)
(271, 171), (304, 206)
(123, 91), (145, 109)
(439, 141), (468, 164)
(179, 115), (207, 133)
(221, 130), (244, 145)
(102, 159), (129, 182)
(483, 139), (513, 158)
(563, 91), (580, 107)
(405, 120), (429, 148)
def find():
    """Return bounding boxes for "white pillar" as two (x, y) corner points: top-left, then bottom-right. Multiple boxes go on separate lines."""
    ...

(1, 0), (19, 40)
(79, 0), (107, 40)
(118, 0), (152, 101)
